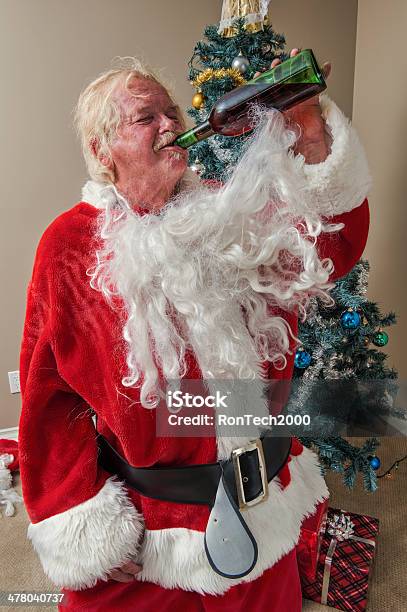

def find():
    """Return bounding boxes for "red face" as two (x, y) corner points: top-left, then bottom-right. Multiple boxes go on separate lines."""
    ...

(105, 77), (189, 211)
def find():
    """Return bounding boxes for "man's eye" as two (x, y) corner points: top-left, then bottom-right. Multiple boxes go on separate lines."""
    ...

(134, 116), (153, 124)
(127, 115), (154, 125)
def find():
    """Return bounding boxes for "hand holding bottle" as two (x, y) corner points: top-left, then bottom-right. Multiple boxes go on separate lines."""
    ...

(254, 48), (333, 164)
(175, 49), (328, 153)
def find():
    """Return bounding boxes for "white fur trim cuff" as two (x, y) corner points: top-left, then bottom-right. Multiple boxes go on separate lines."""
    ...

(27, 476), (144, 590)
(136, 446), (329, 594)
(295, 93), (372, 218)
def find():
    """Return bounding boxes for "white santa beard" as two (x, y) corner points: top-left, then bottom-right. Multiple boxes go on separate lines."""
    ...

(87, 108), (338, 419)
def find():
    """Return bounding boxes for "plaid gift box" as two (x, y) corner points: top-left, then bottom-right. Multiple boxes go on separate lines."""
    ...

(301, 507), (379, 611)
(296, 497), (329, 581)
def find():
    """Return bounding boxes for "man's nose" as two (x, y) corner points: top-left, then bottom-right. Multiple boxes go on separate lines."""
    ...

(158, 113), (179, 132)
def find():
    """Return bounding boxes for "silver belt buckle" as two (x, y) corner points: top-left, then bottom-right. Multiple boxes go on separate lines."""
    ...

(232, 439), (269, 510)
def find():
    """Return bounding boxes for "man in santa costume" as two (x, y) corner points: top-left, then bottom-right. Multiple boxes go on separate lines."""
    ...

(19, 48), (371, 611)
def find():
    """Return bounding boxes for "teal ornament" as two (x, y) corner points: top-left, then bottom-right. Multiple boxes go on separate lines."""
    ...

(294, 347), (312, 369)
(372, 330), (389, 347)
(341, 308), (361, 330)
(368, 455), (381, 470)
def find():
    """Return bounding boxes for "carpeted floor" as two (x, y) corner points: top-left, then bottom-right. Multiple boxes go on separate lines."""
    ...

(1, 436), (406, 612)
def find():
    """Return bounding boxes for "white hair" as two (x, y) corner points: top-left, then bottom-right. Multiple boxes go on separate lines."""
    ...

(87, 107), (339, 410)
(74, 57), (185, 183)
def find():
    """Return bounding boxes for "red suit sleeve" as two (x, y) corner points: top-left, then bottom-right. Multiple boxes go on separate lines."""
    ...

(19, 212), (144, 590)
(316, 198), (370, 281)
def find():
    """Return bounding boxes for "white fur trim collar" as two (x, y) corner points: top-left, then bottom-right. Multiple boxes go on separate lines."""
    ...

(81, 179), (113, 210)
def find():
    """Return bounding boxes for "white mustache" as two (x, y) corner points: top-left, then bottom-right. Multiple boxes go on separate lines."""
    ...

(153, 131), (178, 153)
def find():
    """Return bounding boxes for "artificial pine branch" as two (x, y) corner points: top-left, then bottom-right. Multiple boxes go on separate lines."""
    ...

(299, 436), (380, 491)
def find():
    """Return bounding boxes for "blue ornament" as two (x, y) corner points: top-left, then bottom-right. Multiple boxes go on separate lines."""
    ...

(341, 308), (361, 330)
(294, 348), (312, 369)
(369, 455), (381, 470)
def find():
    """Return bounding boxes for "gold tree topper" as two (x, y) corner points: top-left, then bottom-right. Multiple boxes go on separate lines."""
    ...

(218, 0), (271, 37)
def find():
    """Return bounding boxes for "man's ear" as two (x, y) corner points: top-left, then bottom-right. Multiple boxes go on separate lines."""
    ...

(89, 137), (113, 169)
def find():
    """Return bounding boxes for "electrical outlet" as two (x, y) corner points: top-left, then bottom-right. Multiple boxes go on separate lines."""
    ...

(8, 370), (20, 394)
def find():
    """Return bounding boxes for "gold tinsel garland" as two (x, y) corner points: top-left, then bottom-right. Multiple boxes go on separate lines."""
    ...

(192, 67), (247, 89)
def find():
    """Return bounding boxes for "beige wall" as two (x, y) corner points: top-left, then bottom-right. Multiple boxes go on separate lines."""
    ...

(353, 0), (407, 379)
(2, 0), (402, 429)
(271, 0), (358, 118)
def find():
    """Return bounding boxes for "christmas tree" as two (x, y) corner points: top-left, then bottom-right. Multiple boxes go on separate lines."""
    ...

(185, 1), (403, 491)
(288, 260), (401, 492)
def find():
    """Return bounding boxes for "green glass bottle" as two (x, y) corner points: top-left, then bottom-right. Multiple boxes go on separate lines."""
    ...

(175, 49), (326, 149)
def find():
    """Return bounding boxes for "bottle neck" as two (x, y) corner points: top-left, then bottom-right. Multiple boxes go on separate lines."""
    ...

(174, 120), (215, 149)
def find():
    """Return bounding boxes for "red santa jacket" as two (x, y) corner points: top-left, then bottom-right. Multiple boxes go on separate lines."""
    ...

(19, 94), (371, 595)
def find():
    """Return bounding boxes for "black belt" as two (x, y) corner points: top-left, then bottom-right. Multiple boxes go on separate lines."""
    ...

(96, 428), (292, 510)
